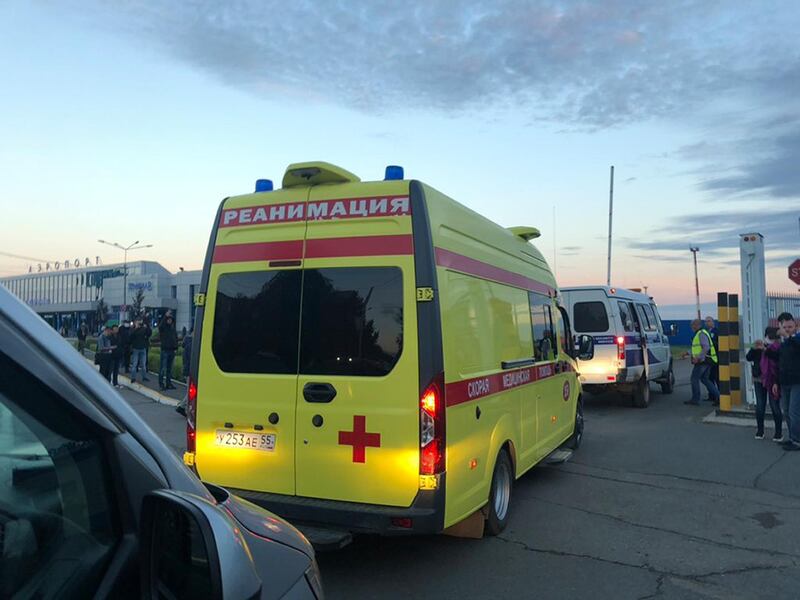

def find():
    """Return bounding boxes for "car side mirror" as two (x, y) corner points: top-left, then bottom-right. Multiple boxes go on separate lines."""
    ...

(140, 490), (262, 600)
(669, 324), (678, 336)
(577, 334), (594, 361)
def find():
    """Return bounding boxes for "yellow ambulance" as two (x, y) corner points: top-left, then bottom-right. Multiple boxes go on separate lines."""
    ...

(185, 162), (592, 539)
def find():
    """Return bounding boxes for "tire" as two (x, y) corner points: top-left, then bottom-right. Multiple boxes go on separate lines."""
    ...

(632, 375), (650, 408)
(484, 450), (513, 536)
(566, 398), (584, 450)
(660, 363), (675, 394)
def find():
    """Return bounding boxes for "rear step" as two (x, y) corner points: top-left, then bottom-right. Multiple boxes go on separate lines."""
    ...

(295, 524), (353, 552)
(543, 448), (574, 465)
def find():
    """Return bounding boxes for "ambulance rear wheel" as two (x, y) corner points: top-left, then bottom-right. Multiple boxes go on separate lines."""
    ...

(485, 450), (513, 536)
(632, 375), (650, 408)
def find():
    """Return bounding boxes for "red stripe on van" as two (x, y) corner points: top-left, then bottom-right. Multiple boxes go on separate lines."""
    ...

(212, 240), (303, 263)
(305, 235), (414, 258)
(434, 248), (555, 296)
(445, 362), (573, 407)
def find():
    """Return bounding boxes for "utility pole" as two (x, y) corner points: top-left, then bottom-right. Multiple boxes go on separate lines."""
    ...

(606, 166), (614, 286)
(690, 247), (701, 319)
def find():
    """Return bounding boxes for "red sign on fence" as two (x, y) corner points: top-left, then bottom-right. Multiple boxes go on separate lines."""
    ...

(789, 259), (800, 285)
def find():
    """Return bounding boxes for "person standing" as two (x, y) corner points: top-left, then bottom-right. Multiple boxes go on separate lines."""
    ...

(110, 324), (123, 388)
(159, 311), (179, 391)
(96, 325), (115, 382)
(704, 316), (720, 403)
(129, 319), (150, 383)
(77, 320), (89, 354)
(118, 320), (132, 374)
(747, 328), (783, 441)
(759, 327), (783, 442)
(767, 313), (800, 452)
(684, 319), (719, 406)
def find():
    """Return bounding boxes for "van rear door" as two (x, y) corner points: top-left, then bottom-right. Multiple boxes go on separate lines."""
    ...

(195, 187), (311, 496)
(294, 183), (420, 507)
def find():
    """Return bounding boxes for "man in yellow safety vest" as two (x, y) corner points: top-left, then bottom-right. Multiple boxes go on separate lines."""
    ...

(684, 319), (719, 406)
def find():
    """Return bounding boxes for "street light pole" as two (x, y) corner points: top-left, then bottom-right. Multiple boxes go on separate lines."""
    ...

(690, 246), (701, 320)
(98, 239), (153, 319)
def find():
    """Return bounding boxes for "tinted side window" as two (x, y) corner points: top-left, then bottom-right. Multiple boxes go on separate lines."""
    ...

(212, 270), (301, 374)
(530, 293), (556, 362)
(618, 301), (634, 332)
(0, 352), (118, 598)
(646, 305), (663, 334)
(300, 267), (403, 376)
(573, 301), (609, 333)
(635, 304), (655, 331)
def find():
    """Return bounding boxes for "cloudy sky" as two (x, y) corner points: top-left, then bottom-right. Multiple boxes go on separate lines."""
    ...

(1, 0), (798, 307)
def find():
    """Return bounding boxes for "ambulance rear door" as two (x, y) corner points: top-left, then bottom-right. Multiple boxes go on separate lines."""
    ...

(294, 183), (421, 507)
(194, 186), (311, 496)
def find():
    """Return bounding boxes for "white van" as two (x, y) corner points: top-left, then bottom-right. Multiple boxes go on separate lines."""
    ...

(560, 286), (674, 407)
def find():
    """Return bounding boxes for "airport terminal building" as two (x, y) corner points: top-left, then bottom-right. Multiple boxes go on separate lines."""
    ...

(0, 261), (201, 334)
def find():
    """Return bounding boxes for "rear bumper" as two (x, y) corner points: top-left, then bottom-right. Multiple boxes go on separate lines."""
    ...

(227, 480), (446, 536)
(580, 367), (629, 385)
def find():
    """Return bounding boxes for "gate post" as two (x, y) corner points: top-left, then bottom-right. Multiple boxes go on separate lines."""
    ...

(729, 294), (741, 407)
(717, 292), (731, 411)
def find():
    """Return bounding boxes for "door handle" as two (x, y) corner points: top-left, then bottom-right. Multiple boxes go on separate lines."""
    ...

(501, 357), (535, 370)
(303, 382), (337, 403)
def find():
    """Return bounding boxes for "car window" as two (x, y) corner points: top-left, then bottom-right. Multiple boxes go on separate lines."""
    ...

(0, 351), (118, 598)
(617, 301), (634, 332)
(212, 270), (302, 374)
(636, 304), (656, 331)
(530, 293), (556, 362)
(573, 301), (609, 333)
(646, 305), (663, 334)
(300, 267), (403, 376)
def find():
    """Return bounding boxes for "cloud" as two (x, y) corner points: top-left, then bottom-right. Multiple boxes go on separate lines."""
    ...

(63, 1), (800, 129)
(624, 206), (799, 260)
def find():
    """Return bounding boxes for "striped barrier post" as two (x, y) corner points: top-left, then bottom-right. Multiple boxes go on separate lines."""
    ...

(729, 294), (741, 407)
(717, 292), (731, 411)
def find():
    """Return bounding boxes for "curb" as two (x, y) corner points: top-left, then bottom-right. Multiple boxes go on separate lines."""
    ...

(82, 355), (182, 407)
(702, 412), (759, 428)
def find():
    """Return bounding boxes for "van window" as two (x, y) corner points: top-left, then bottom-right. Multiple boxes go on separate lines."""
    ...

(635, 304), (656, 331)
(573, 301), (609, 333)
(530, 293), (556, 362)
(617, 301), (635, 332)
(299, 267), (403, 376)
(212, 270), (302, 374)
(645, 304), (662, 334)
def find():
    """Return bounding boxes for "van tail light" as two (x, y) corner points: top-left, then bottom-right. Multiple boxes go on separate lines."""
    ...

(616, 336), (626, 362)
(186, 377), (198, 453)
(420, 372), (446, 475)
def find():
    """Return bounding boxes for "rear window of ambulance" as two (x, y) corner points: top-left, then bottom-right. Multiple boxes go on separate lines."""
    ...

(211, 267), (403, 376)
(573, 301), (609, 332)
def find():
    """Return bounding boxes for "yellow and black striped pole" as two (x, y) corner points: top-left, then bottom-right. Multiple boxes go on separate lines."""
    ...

(729, 294), (741, 407)
(717, 292), (731, 411)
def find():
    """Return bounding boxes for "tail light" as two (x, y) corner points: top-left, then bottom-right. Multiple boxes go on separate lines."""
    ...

(616, 336), (626, 362)
(420, 372), (446, 475)
(187, 377), (198, 453)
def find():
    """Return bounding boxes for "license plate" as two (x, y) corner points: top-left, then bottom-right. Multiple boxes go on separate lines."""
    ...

(214, 429), (276, 452)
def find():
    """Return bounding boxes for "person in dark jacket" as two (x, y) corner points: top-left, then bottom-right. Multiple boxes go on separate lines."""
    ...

(159, 311), (179, 391)
(746, 327), (782, 441)
(129, 319), (151, 383)
(118, 320), (131, 374)
(767, 313), (800, 451)
(110, 324), (123, 388)
(97, 325), (115, 382)
(77, 320), (89, 353)
(704, 316), (720, 401)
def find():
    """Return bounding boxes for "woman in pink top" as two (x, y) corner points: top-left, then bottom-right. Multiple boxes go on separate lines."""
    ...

(758, 327), (783, 441)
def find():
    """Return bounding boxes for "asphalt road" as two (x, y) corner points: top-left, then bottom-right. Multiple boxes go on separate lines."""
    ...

(121, 359), (800, 599)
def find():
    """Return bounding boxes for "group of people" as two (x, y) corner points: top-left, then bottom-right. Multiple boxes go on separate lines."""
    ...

(686, 311), (800, 452)
(94, 311), (192, 392)
(746, 312), (800, 451)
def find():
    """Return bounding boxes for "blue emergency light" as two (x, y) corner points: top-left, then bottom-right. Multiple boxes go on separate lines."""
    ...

(384, 165), (404, 180)
(255, 179), (274, 192)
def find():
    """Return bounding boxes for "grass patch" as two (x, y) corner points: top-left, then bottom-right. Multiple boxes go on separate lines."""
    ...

(671, 345), (689, 360)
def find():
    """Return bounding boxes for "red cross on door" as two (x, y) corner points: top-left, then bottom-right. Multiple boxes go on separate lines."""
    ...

(338, 415), (381, 463)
